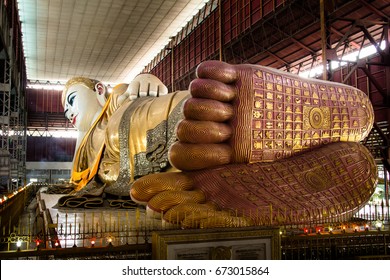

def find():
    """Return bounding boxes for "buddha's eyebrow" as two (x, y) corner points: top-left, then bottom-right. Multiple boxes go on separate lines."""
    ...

(67, 91), (77, 104)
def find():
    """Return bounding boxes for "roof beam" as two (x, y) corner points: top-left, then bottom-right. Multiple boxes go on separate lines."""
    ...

(359, 0), (389, 20)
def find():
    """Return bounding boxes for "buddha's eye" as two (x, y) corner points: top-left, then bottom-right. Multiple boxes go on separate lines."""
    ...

(69, 95), (75, 106)
(67, 91), (76, 106)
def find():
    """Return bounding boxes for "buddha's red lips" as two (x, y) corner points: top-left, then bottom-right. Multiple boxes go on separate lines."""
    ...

(72, 114), (78, 125)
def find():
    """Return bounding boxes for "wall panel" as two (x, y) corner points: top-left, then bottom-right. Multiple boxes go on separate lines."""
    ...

(26, 88), (63, 113)
(26, 136), (75, 162)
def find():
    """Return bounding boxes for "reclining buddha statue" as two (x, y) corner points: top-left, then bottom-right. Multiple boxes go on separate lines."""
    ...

(58, 60), (377, 228)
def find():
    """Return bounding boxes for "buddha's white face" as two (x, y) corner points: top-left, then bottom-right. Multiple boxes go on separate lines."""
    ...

(63, 84), (102, 131)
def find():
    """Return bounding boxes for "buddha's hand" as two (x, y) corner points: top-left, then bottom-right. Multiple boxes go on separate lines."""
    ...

(127, 73), (168, 100)
(169, 60), (374, 171)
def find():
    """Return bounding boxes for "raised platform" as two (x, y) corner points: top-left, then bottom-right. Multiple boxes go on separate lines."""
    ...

(37, 191), (175, 249)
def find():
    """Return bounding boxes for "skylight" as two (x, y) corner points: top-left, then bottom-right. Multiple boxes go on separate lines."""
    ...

(299, 41), (386, 78)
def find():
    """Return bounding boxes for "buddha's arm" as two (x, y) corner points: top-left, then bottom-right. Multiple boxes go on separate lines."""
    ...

(99, 90), (189, 195)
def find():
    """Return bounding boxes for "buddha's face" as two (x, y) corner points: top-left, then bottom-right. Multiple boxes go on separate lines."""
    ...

(63, 83), (102, 131)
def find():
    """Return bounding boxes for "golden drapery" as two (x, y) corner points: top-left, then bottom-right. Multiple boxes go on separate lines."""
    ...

(70, 84), (189, 192)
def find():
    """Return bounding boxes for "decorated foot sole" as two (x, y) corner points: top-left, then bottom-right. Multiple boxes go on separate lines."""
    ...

(132, 141), (377, 227)
(170, 61), (374, 170)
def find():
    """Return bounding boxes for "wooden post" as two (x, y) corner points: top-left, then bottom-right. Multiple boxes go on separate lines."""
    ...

(320, 0), (328, 80)
(218, 0), (223, 61)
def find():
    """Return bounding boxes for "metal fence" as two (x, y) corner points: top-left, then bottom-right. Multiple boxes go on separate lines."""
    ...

(0, 188), (389, 259)
(282, 231), (390, 260)
(1, 226), (389, 260)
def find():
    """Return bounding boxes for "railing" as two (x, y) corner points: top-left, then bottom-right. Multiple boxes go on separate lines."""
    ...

(42, 201), (390, 248)
(0, 186), (389, 259)
(48, 209), (180, 249)
(0, 196), (181, 253)
(0, 243), (153, 260)
(0, 205), (163, 259)
(282, 231), (390, 260)
(1, 227), (389, 260)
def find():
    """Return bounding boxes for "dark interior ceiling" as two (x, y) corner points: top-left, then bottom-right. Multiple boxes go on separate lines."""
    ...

(218, 0), (389, 163)
(223, 0), (389, 73)
(26, 0), (389, 151)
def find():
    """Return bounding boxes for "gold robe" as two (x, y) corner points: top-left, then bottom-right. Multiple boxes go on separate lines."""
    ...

(70, 83), (189, 194)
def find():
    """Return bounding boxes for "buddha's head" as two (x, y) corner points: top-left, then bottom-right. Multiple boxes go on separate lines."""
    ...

(62, 77), (107, 131)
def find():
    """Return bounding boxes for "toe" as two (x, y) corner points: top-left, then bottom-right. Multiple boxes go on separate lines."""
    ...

(163, 202), (219, 224)
(196, 60), (238, 83)
(130, 172), (193, 204)
(189, 79), (236, 101)
(147, 190), (206, 214)
(183, 98), (234, 122)
(169, 142), (232, 170)
(176, 120), (232, 143)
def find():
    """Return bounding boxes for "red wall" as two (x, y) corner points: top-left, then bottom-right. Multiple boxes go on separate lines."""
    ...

(26, 88), (63, 113)
(26, 88), (76, 162)
(148, 0), (289, 91)
(26, 137), (75, 162)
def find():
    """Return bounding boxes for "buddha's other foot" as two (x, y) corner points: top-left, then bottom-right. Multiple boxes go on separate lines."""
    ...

(170, 60), (374, 171)
(132, 142), (377, 228)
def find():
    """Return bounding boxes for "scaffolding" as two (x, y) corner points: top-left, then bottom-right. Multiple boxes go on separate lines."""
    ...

(0, 0), (27, 192)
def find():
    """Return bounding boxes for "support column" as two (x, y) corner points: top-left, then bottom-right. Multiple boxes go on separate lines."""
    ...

(0, 51), (11, 190)
(320, 0), (331, 80)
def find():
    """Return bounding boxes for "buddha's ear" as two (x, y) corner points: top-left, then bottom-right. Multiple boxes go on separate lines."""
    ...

(95, 82), (107, 107)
